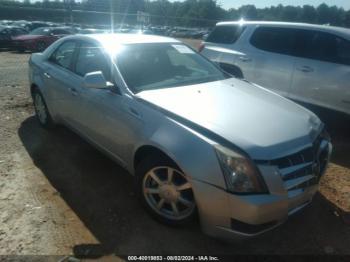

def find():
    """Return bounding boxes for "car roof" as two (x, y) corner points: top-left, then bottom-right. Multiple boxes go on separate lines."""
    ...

(217, 20), (350, 40)
(68, 33), (180, 45)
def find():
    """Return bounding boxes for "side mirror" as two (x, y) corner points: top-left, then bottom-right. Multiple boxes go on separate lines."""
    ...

(83, 71), (108, 89)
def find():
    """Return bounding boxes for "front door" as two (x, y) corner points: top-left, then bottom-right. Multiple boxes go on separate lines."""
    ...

(69, 41), (143, 164)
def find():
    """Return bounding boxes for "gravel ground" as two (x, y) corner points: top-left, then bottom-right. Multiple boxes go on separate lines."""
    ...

(0, 48), (349, 258)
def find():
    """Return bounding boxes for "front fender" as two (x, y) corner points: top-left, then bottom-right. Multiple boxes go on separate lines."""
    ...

(144, 117), (226, 189)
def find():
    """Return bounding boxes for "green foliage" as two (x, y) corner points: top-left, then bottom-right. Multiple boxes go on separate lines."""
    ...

(0, 0), (349, 28)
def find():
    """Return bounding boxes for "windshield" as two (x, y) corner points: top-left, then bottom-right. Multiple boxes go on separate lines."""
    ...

(115, 43), (228, 93)
(29, 27), (50, 35)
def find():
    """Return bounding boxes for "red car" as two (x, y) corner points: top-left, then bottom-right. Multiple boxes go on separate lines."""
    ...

(12, 27), (74, 52)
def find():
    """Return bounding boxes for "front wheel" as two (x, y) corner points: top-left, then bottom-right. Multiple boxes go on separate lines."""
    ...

(136, 156), (196, 225)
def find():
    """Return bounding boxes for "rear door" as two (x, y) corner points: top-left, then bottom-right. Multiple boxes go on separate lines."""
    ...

(240, 26), (298, 96)
(290, 30), (350, 114)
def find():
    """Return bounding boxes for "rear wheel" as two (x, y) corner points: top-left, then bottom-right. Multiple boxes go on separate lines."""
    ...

(32, 89), (55, 129)
(136, 156), (196, 225)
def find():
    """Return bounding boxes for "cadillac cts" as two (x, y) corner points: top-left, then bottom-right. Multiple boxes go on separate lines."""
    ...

(28, 34), (332, 239)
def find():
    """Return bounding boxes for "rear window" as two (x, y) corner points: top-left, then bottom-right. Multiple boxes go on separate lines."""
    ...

(250, 27), (297, 56)
(206, 25), (244, 44)
(296, 30), (350, 66)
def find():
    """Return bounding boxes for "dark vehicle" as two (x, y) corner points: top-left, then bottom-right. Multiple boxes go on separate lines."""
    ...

(190, 30), (210, 39)
(27, 21), (58, 31)
(170, 28), (192, 38)
(0, 26), (28, 48)
(128, 29), (155, 35)
(78, 28), (107, 34)
(12, 27), (74, 52)
(11, 20), (31, 29)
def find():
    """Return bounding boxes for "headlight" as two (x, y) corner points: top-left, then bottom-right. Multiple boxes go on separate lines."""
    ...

(214, 144), (268, 194)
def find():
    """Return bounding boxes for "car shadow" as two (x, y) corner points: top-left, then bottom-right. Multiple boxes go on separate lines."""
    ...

(18, 116), (350, 257)
(0, 47), (10, 52)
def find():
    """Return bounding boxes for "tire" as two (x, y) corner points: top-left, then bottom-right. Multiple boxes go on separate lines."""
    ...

(32, 89), (55, 129)
(135, 156), (196, 226)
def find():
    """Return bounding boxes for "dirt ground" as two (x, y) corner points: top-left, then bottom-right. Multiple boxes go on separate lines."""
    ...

(0, 47), (349, 258)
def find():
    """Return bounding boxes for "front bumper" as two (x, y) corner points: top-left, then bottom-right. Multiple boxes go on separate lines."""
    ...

(192, 132), (332, 240)
(192, 177), (318, 240)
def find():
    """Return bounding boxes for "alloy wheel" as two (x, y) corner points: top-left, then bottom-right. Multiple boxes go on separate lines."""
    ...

(143, 166), (195, 220)
(34, 93), (47, 124)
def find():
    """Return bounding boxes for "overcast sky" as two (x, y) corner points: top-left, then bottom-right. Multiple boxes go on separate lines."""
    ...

(170, 0), (350, 10)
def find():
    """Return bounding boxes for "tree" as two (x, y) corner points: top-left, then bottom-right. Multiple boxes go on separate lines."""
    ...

(238, 5), (258, 20)
(317, 3), (331, 24)
(299, 5), (317, 23)
(281, 6), (299, 22)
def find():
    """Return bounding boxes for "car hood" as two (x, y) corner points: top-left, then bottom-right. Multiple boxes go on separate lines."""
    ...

(12, 34), (43, 41)
(137, 78), (322, 160)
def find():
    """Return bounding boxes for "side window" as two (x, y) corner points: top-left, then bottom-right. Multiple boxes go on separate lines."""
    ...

(250, 27), (297, 56)
(336, 37), (350, 66)
(298, 30), (350, 65)
(206, 25), (245, 44)
(75, 42), (111, 80)
(49, 41), (77, 70)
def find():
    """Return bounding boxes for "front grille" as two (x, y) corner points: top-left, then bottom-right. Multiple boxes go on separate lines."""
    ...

(256, 131), (330, 192)
(230, 218), (278, 234)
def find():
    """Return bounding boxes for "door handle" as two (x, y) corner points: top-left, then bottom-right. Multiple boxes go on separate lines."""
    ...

(238, 56), (251, 62)
(43, 72), (51, 79)
(68, 87), (78, 96)
(297, 66), (314, 73)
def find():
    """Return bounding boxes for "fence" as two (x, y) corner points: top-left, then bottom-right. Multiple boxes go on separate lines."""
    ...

(0, 5), (217, 28)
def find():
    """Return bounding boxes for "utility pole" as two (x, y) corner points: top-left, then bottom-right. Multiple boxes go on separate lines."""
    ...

(63, 0), (74, 24)
(110, 0), (114, 33)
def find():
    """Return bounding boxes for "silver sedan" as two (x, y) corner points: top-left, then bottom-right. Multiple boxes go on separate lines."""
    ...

(28, 34), (332, 240)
